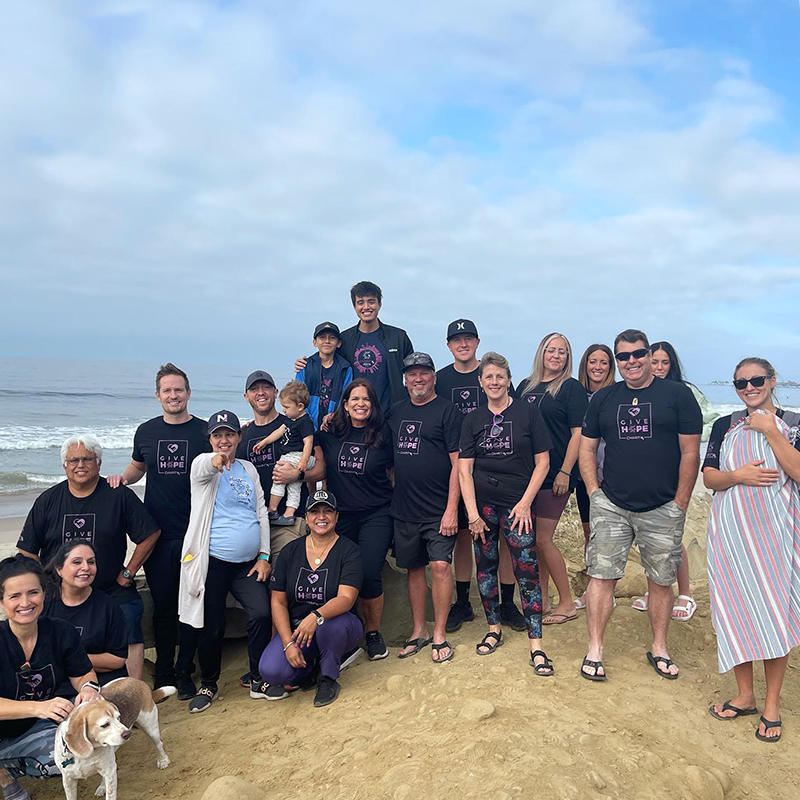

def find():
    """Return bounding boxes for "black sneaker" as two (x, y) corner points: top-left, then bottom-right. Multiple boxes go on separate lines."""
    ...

(313, 676), (341, 707)
(365, 631), (388, 661)
(340, 646), (364, 671)
(250, 682), (291, 700)
(188, 686), (218, 713)
(446, 601), (475, 632)
(298, 665), (320, 692)
(176, 673), (197, 701)
(499, 602), (527, 632)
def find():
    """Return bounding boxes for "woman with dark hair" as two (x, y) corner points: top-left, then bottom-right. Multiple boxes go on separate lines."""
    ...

(44, 541), (128, 687)
(703, 357), (800, 743)
(313, 378), (394, 660)
(518, 333), (588, 624)
(0, 556), (99, 793)
(573, 344), (616, 611)
(631, 340), (717, 621)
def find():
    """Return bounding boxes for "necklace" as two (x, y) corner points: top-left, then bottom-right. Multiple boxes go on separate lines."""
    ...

(308, 533), (336, 566)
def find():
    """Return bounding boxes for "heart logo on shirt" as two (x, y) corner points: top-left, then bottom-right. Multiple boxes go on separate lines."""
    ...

(350, 446), (360, 454)
(461, 390), (471, 400)
(406, 425), (415, 434)
(629, 407), (641, 417)
(167, 443), (179, 453)
(74, 519), (85, 529)
(308, 574), (319, 584)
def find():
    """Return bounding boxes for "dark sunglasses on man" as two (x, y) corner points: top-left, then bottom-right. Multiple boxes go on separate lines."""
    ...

(733, 375), (769, 390)
(614, 348), (649, 362)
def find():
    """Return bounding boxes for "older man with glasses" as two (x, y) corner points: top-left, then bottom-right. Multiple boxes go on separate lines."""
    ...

(578, 329), (702, 683)
(17, 435), (160, 680)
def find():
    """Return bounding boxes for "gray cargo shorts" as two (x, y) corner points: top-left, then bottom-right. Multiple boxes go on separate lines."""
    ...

(586, 489), (685, 586)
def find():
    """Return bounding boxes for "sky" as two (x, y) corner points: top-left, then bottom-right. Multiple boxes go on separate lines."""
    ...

(2, 0), (799, 383)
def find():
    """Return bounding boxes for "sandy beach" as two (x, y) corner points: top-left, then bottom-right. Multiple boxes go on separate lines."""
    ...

(10, 486), (799, 800)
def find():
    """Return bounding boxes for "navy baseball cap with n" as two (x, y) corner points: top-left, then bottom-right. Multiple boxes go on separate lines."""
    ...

(447, 319), (479, 340)
(207, 410), (241, 434)
(306, 489), (338, 512)
(314, 321), (341, 339)
(245, 370), (275, 392)
(402, 352), (435, 372)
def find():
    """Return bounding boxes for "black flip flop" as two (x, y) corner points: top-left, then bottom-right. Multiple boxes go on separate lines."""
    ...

(431, 641), (454, 663)
(709, 701), (758, 721)
(755, 715), (782, 743)
(646, 651), (679, 680)
(579, 655), (606, 682)
(529, 650), (555, 677)
(397, 636), (432, 659)
(475, 631), (504, 656)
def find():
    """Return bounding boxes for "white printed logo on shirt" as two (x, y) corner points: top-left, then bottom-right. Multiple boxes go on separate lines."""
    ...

(157, 440), (189, 475)
(397, 420), (423, 456)
(525, 393), (545, 407)
(15, 664), (56, 701)
(248, 438), (276, 469)
(295, 567), (328, 605)
(451, 387), (479, 415)
(338, 442), (367, 474)
(227, 476), (253, 506)
(62, 514), (96, 544)
(617, 402), (652, 440)
(479, 421), (514, 456)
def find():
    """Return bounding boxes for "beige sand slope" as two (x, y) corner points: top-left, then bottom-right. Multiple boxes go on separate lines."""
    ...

(22, 494), (800, 800)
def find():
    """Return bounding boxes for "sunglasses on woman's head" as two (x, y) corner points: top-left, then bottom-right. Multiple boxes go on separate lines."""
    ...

(614, 348), (649, 362)
(733, 376), (769, 390)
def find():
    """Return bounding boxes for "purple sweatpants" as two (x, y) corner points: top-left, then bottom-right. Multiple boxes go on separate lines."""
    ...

(259, 612), (363, 683)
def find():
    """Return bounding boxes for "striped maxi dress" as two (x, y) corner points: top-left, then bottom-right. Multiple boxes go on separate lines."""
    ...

(707, 412), (800, 673)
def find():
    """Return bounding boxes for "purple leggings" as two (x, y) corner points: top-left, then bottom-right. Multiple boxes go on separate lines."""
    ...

(259, 612), (363, 683)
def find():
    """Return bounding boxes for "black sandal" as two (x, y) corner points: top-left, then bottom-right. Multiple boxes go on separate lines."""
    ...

(708, 701), (758, 721)
(529, 650), (554, 677)
(755, 716), (782, 743)
(579, 655), (606, 681)
(646, 651), (679, 680)
(431, 641), (454, 663)
(475, 631), (504, 656)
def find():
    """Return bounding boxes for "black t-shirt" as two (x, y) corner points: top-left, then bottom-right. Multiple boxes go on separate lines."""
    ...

(277, 414), (315, 457)
(459, 399), (553, 509)
(517, 378), (588, 490)
(319, 365), (334, 419)
(314, 424), (393, 513)
(132, 416), (211, 540)
(17, 481), (159, 604)
(0, 617), (92, 739)
(703, 410), (800, 471)
(583, 378), (702, 512)
(352, 331), (391, 412)
(387, 396), (463, 522)
(236, 414), (290, 496)
(44, 590), (128, 690)
(270, 535), (363, 622)
(435, 364), (518, 416)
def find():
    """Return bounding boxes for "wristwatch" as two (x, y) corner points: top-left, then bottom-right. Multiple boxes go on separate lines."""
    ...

(121, 568), (133, 582)
(297, 468), (306, 481)
(312, 610), (325, 626)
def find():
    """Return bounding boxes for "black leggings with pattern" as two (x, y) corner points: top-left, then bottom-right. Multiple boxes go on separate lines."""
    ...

(473, 501), (542, 639)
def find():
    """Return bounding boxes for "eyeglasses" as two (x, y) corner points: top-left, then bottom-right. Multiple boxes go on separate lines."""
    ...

(64, 456), (97, 466)
(488, 413), (504, 438)
(733, 376), (769, 390)
(614, 348), (650, 362)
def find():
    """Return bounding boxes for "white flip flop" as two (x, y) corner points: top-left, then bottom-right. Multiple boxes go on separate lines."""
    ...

(671, 595), (697, 621)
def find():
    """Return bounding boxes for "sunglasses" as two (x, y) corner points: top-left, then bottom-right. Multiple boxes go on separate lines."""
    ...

(614, 348), (650, 362)
(733, 375), (769, 390)
(488, 413), (505, 439)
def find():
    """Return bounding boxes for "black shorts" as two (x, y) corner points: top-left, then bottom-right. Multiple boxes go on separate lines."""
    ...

(457, 500), (469, 530)
(394, 519), (457, 569)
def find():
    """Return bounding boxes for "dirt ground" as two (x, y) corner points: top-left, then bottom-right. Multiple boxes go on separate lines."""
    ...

(26, 493), (800, 800)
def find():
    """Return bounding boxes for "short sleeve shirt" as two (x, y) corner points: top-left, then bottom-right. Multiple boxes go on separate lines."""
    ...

(277, 414), (315, 457)
(132, 416), (211, 540)
(582, 378), (702, 512)
(352, 331), (391, 412)
(459, 399), (553, 509)
(270, 535), (363, 621)
(314, 424), (393, 513)
(17, 481), (159, 604)
(236, 414), (290, 496)
(517, 378), (589, 490)
(387, 396), (463, 521)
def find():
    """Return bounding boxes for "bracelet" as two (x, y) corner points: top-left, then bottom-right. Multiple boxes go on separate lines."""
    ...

(283, 641), (296, 652)
(558, 469), (571, 477)
(257, 554), (270, 561)
(80, 680), (101, 693)
(468, 516), (481, 524)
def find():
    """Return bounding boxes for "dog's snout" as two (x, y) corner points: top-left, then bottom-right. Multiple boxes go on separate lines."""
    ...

(121, 730), (131, 740)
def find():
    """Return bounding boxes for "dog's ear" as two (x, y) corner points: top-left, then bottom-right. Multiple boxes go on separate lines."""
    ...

(64, 710), (94, 759)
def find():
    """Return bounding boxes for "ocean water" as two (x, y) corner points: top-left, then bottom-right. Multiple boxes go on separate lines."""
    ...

(1, 356), (798, 507)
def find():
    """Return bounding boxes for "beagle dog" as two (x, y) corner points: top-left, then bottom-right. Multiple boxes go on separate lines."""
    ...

(56, 678), (175, 800)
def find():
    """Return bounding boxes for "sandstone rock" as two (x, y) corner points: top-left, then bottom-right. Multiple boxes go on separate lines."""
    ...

(460, 699), (496, 721)
(201, 776), (262, 800)
(386, 675), (407, 693)
(684, 765), (724, 800)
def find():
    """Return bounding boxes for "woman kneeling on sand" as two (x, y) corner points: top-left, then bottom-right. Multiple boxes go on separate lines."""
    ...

(259, 490), (363, 707)
(703, 357), (800, 743)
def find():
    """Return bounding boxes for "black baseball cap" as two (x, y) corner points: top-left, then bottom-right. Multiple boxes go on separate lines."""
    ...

(207, 410), (241, 434)
(402, 351), (435, 372)
(245, 370), (275, 391)
(313, 321), (341, 339)
(446, 319), (479, 340)
(306, 489), (338, 512)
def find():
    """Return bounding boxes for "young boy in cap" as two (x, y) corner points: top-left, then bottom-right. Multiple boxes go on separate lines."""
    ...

(296, 322), (354, 429)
